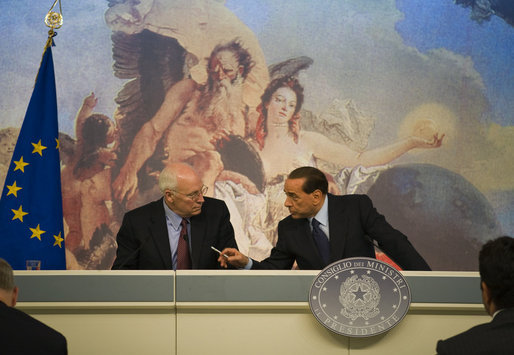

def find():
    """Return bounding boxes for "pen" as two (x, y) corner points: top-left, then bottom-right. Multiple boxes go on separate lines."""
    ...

(211, 246), (229, 258)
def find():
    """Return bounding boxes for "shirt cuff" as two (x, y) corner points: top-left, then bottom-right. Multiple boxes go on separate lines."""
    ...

(243, 258), (253, 270)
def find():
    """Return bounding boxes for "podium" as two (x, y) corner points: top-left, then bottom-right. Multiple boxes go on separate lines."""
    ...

(14, 270), (487, 355)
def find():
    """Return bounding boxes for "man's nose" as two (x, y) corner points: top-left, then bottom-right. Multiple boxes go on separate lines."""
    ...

(214, 66), (227, 80)
(284, 197), (292, 207)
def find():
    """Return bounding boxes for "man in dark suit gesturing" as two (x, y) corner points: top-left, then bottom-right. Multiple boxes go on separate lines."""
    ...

(436, 236), (514, 354)
(219, 166), (430, 270)
(0, 258), (67, 354)
(112, 163), (237, 269)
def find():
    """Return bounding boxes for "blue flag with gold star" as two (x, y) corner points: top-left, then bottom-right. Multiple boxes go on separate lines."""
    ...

(0, 46), (65, 270)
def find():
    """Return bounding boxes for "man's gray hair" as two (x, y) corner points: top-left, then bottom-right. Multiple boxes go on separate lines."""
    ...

(158, 166), (178, 194)
(0, 258), (15, 291)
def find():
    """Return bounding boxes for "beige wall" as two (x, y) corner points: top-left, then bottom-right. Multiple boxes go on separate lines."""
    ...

(17, 302), (488, 355)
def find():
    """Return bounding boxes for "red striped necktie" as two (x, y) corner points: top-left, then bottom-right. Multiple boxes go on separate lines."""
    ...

(177, 218), (192, 269)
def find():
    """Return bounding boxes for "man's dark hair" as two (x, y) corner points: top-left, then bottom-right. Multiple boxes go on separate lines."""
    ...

(288, 167), (328, 194)
(209, 39), (255, 79)
(479, 236), (514, 309)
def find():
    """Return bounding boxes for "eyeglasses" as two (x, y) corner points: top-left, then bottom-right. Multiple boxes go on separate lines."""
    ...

(172, 185), (208, 201)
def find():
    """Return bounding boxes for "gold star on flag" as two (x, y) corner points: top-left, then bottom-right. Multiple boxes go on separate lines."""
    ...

(29, 224), (46, 241)
(6, 181), (22, 197)
(11, 205), (28, 222)
(53, 232), (64, 248)
(13, 157), (29, 172)
(55, 138), (60, 149)
(32, 139), (47, 156)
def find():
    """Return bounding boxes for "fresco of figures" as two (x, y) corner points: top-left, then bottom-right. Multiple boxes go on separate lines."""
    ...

(1, 0), (512, 270)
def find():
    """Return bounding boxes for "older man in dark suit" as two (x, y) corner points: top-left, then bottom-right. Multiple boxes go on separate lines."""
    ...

(0, 258), (67, 354)
(219, 166), (430, 270)
(436, 236), (514, 354)
(112, 163), (237, 269)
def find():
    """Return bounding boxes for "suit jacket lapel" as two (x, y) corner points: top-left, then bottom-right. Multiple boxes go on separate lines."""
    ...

(328, 194), (348, 262)
(150, 199), (173, 269)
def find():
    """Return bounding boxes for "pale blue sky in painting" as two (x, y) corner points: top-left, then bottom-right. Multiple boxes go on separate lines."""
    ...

(394, 0), (513, 125)
(225, 0), (514, 125)
(1, 1), (511, 131)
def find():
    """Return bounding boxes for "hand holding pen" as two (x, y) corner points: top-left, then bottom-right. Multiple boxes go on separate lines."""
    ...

(212, 246), (249, 268)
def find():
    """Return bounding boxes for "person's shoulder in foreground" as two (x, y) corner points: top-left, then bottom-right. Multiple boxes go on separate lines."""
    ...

(0, 258), (67, 355)
(436, 236), (514, 355)
(436, 308), (514, 355)
(1, 301), (68, 354)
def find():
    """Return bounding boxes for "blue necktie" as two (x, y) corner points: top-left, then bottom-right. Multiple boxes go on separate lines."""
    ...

(311, 218), (330, 265)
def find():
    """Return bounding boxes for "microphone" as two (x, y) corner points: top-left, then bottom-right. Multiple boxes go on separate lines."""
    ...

(181, 219), (189, 242)
(112, 234), (152, 270)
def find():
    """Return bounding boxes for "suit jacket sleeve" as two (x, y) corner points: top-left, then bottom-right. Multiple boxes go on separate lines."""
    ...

(250, 218), (297, 269)
(112, 199), (171, 270)
(112, 210), (142, 269)
(358, 195), (430, 270)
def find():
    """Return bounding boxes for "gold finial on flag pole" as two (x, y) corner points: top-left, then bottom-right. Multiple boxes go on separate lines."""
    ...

(44, 0), (63, 49)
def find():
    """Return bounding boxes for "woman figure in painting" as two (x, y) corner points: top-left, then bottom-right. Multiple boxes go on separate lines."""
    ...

(62, 93), (118, 263)
(217, 76), (444, 259)
(253, 76), (443, 183)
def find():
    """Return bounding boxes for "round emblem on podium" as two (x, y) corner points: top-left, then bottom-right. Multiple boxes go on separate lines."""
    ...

(309, 257), (411, 337)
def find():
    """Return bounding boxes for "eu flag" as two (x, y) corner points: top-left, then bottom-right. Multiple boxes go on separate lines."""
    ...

(0, 46), (65, 270)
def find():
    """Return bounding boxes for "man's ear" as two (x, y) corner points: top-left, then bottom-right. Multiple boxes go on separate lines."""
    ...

(11, 286), (18, 307)
(312, 189), (323, 204)
(165, 190), (174, 203)
(481, 281), (494, 315)
(238, 65), (244, 76)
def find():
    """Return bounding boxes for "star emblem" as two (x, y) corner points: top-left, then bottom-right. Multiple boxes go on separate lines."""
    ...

(352, 286), (367, 301)
(6, 181), (22, 197)
(11, 205), (28, 222)
(55, 138), (59, 149)
(32, 139), (47, 156)
(13, 157), (29, 172)
(29, 224), (46, 241)
(53, 232), (64, 248)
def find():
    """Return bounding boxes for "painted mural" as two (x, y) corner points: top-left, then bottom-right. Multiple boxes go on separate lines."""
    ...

(1, 0), (512, 270)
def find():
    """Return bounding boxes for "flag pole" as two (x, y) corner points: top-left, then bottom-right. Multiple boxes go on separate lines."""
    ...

(44, 0), (63, 48)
